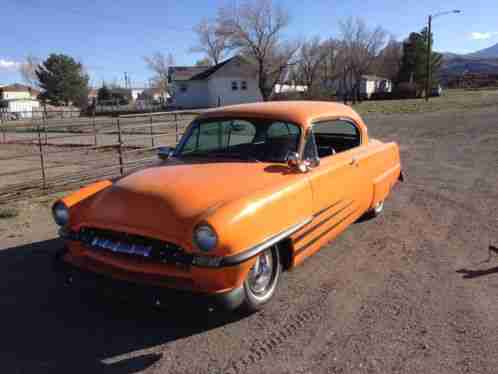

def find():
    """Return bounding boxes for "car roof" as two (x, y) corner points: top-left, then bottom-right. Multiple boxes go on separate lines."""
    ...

(196, 101), (365, 130)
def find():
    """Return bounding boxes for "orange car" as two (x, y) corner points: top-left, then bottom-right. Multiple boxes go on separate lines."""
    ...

(53, 101), (403, 311)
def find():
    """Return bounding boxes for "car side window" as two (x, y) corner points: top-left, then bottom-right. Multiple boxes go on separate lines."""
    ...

(312, 119), (361, 157)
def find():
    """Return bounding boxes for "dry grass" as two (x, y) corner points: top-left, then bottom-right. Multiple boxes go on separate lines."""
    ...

(352, 89), (498, 116)
(0, 207), (19, 219)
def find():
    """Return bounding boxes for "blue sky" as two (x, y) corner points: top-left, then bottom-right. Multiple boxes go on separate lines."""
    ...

(1, 0), (497, 87)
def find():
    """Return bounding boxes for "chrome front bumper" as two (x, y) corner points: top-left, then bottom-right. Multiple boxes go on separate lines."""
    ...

(53, 247), (245, 311)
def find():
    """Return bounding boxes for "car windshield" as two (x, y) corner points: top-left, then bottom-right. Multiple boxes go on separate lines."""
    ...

(175, 118), (301, 163)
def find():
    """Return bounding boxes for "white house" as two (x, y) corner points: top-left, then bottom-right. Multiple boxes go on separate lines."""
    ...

(328, 75), (392, 100)
(0, 83), (40, 118)
(359, 75), (392, 99)
(168, 56), (263, 108)
(273, 82), (308, 94)
(138, 87), (170, 103)
(131, 88), (145, 101)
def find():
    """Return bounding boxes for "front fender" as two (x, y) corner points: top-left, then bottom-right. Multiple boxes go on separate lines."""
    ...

(205, 175), (313, 258)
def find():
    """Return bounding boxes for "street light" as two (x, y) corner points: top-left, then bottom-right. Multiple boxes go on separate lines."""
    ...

(425, 9), (461, 102)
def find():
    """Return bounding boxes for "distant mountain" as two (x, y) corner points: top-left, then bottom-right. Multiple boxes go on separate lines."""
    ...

(441, 43), (498, 60)
(439, 43), (498, 76)
(441, 52), (463, 59)
(466, 43), (498, 59)
(441, 57), (498, 76)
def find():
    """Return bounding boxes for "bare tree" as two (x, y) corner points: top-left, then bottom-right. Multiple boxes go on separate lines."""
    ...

(144, 52), (174, 93)
(266, 41), (301, 95)
(19, 55), (41, 87)
(339, 18), (387, 102)
(373, 38), (403, 82)
(319, 38), (342, 87)
(217, 0), (298, 100)
(191, 19), (228, 65)
(297, 37), (325, 95)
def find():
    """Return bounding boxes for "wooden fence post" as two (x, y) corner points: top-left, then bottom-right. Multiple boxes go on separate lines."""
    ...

(37, 124), (47, 189)
(116, 116), (124, 176)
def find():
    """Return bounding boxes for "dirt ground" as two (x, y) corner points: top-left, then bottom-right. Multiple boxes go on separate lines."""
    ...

(0, 106), (497, 374)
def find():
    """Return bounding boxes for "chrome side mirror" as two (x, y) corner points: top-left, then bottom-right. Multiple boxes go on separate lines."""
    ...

(287, 152), (300, 168)
(158, 146), (174, 160)
(287, 152), (309, 173)
(307, 157), (320, 168)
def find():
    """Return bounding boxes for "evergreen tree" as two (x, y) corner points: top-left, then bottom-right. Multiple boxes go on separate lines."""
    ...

(398, 28), (442, 95)
(36, 54), (89, 106)
(97, 84), (112, 102)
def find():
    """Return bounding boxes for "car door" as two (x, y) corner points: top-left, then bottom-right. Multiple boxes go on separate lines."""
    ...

(294, 119), (367, 251)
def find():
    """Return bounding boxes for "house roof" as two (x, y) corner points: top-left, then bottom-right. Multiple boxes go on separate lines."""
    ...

(168, 66), (210, 81)
(0, 83), (38, 93)
(189, 56), (239, 80)
(361, 75), (390, 81)
(169, 56), (249, 82)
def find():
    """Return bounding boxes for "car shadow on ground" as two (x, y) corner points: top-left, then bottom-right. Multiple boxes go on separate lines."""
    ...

(0, 239), (245, 373)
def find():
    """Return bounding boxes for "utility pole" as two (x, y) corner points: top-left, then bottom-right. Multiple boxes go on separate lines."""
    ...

(425, 15), (432, 102)
(424, 10), (461, 102)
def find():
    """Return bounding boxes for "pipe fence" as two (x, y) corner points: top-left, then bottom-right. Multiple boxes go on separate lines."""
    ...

(0, 110), (201, 203)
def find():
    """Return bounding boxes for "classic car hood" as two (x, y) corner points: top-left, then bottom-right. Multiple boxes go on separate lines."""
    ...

(78, 160), (290, 241)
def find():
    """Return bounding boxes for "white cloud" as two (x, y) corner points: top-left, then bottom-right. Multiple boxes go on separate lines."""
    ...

(0, 58), (20, 71)
(470, 32), (498, 40)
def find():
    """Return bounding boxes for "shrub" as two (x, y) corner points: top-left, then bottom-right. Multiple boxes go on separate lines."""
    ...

(393, 82), (419, 99)
(370, 92), (396, 100)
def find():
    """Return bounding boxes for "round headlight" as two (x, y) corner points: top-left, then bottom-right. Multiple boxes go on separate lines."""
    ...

(193, 224), (218, 252)
(52, 202), (69, 226)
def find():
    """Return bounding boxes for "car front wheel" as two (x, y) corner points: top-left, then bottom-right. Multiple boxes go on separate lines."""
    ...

(372, 200), (384, 216)
(241, 245), (281, 312)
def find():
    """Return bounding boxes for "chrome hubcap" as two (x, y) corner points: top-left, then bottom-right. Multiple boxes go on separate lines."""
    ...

(247, 250), (274, 295)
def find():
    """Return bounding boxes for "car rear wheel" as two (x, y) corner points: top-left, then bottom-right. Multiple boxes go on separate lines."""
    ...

(241, 245), (281, 312)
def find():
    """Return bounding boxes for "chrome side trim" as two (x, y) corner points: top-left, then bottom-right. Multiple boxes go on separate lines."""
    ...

(294, 207), (359, 255)
(294, 200), (353, 243)
(220, 218), (313, 266)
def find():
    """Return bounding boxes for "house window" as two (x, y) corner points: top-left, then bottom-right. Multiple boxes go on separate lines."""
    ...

(180, 84), (187, 92)
(241, 81), (247, 90)
(231, 81), (238, 91)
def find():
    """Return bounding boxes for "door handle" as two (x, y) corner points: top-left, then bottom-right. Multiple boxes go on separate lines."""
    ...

(350, 157), (358, 166)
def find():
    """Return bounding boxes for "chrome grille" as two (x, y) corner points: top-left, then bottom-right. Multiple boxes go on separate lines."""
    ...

(78, 227), (193, 266)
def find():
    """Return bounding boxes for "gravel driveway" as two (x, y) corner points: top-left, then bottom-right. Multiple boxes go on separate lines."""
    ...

(0, 107), (497, 373)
